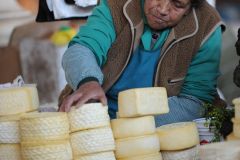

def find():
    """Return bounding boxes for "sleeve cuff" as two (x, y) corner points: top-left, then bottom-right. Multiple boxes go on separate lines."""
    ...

(77, 77), (99, 89)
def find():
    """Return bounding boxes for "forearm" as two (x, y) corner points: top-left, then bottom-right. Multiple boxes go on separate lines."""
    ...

(62, 44), (103, 90)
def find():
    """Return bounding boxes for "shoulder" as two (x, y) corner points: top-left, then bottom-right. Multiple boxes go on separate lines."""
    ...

(195, 1), (222, 24)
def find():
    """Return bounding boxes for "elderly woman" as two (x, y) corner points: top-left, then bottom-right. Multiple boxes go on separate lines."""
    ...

(59, 0), (225, 126)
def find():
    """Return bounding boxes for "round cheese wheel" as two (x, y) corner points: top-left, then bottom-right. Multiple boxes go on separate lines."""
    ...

(111, 116), (156, 139)
(0, 84), (39, 116)
(74, 151), (116, 160)
(233, 98), (240, 119)
(0, 115), (20, 143)
(0, 144), (21, 160)
(156, 122), (199, 150)
(68, 103), (110, 132)
(21, 140), (72, 160)
(115, 134), (160, 159)
(118, 152), (163, 160)
(161, 146), (199, 160)
(227, 132), (240, 141)
(232, 118), (240, 138)
(20, 112), (69, 142)
(71, 127), (115, 156)
(118, 87), (169, 118)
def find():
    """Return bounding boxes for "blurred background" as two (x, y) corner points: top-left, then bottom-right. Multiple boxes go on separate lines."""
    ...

(0, 0), (239, 105)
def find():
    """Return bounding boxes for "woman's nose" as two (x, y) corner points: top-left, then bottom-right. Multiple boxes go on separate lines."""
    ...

(157, 0), (170, 16)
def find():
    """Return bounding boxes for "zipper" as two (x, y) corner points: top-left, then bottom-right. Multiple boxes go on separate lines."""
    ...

(154, 39), (176, 86)
(168, 77), (185, 84)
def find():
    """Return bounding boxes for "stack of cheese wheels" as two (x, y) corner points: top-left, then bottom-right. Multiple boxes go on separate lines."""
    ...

(156, 122), (200, 160)
(0, 115), (22, 160)
(0, 84), (40, 160)
(111, 87), (170, 160)
(227, 97), (240, 141)
(68, 103), (115, 160)
(20, 112), (72, 160)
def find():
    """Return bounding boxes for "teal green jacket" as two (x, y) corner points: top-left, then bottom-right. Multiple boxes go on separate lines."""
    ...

(69, 0), (222, 102)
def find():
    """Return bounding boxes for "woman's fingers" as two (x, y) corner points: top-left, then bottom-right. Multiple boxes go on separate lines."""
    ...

(59, 92), (83, 112)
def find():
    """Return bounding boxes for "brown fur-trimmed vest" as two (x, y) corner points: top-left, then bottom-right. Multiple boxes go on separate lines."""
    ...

(59, 0), (225, 106)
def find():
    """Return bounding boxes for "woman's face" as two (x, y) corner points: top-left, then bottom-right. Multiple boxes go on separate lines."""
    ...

(144, 0), (191, 30)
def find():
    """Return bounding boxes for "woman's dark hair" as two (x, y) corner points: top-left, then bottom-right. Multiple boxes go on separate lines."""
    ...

(191, 0), (204, 8)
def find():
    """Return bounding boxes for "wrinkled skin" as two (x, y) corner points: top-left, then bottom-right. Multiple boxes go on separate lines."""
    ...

(144, 0), (191, 30)
(59, 0), (192, 112)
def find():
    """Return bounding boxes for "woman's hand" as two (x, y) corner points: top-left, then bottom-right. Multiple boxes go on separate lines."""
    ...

(59, 81), (107, 112)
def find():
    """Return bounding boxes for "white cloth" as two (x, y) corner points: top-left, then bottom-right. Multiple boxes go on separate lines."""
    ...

(74, 0), (98, 7)
(46, 0), (95, 19)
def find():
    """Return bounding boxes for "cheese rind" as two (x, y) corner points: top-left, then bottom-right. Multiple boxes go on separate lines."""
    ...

(70, 127), (115, 156)
(233, 98), (240, 119)
(118, 87), (169, 118)
(232, 118), (240, 138)
(156, 122), (199, 151)
(74, 151), (116, 160)
(115, 134), (160, 159)
(0, 120), (20, 143)
(227, 132), (240, 141)
(111, 116), (156, 139)
(118, 153), (163, 160)
(21, 140), (73, 160)
(20, 112), (69, 142)
(68, 103), (110, 132)
(161, 146), (199, 160)
(0, 144), (21, 160)
(0, 84), (39, 116)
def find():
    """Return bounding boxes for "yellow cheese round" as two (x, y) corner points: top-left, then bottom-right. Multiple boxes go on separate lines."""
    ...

(227, 132), (240, 141)
(118, 87), (169, 118)
(233, 98), (240, 119)
(20, 112), (69, 142)
(21, 140), (72, 160)
(156, 122), (199, 151)
(0, 116), (20, 143)
(233, 97), (240, 105)
(232, 118), (240, 138)
(68, 103), (110, 132)
(118, 153), (163, 160)
(0, 84), (39, 116)
(74, 151), (116, 160)
(0, 144), (22, 160)
(115, 134), (160, 159)
(111, 116), (156, 139)
(161, 146), (199, 160)
(71, 127), (115, 156)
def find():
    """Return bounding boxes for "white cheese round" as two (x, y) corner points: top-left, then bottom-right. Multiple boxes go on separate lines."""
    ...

(74, 151), (116, 160)
(115, 134), (160, 159)
(156, 122), (199, 150)
(111, 116), (156, 139)
(21, 140), (73, 160)
(20, 112), (69, 142)
(0, 115), (20, 143)
(118, 152), (163, 160)
(0, 144), (21, 160)
(0, 84), (39, 116)
(232, 118), (240, 138)
(118, 87), (169, 118)
(68, 103), (110, 132)
(71, 127), (115, 156)
(162, 145), (199, 160)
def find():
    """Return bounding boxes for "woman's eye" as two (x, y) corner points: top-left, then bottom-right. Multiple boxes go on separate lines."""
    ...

(172, 0), (186, 8)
